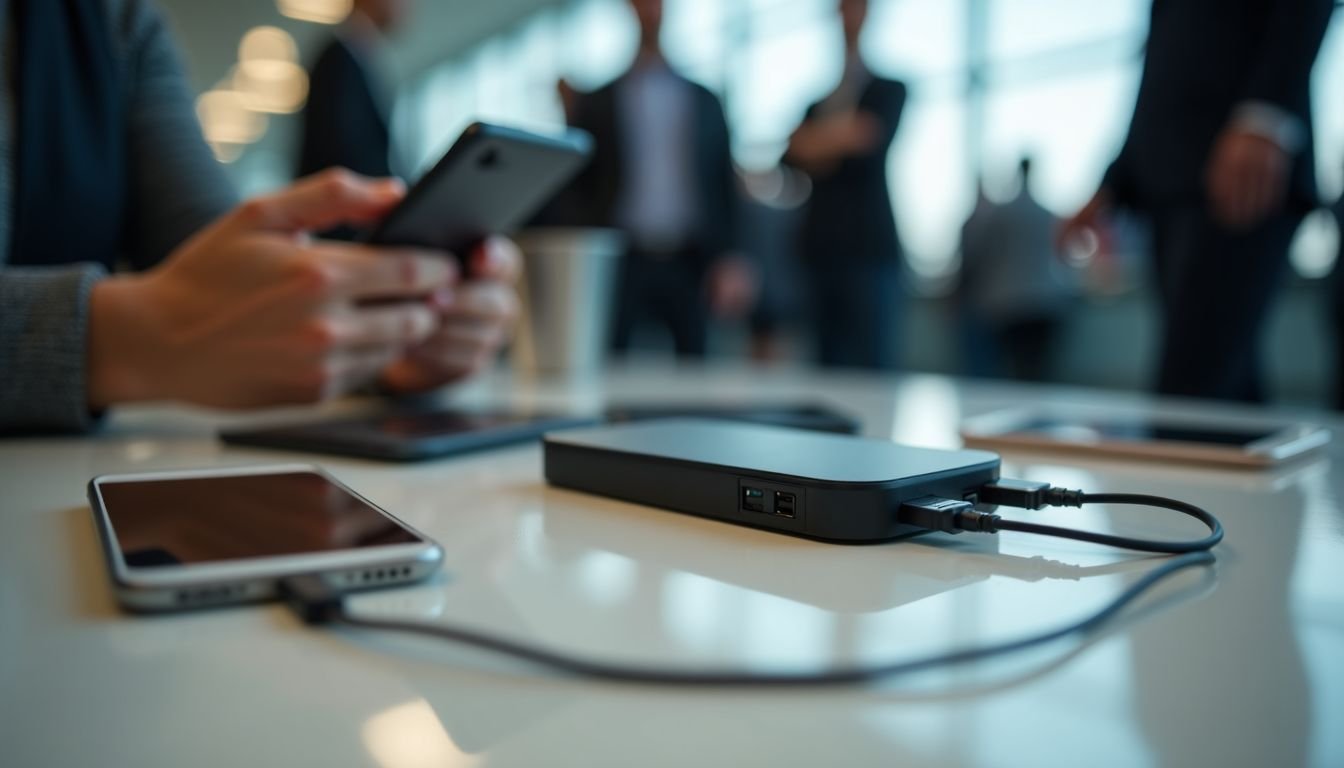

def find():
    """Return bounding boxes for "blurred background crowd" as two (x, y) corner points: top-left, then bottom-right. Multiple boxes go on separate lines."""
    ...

(165, 0), (1344, 405)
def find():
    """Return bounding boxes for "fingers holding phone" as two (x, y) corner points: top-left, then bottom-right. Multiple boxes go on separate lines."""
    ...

(380, 237), (522, 394)
(359, 122), (587, 393)
(88, 169), (460, 410)
(89, 123), (586, 411)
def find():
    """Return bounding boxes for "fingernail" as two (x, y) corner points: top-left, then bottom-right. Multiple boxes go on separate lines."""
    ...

(432, 288), (455, 309)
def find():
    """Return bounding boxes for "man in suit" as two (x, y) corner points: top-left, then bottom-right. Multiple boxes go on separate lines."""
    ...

(1060, 0), (1334, 402)
(567, 0), (753, 358)
(785, 0), (907, 370)
(297, 0), (408, 181)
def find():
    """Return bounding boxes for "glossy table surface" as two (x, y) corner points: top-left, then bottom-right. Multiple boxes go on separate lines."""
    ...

(3, 363), (1343, 768)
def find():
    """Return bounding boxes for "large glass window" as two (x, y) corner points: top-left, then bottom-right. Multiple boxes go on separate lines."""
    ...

(392, 0), (1344, 279)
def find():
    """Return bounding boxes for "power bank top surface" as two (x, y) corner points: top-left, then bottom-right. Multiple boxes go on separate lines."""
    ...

(545, 418), (999, 486)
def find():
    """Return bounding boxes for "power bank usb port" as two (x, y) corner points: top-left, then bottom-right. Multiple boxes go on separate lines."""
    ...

(742, 487), (766, 513)
(774, 491), (796, 518)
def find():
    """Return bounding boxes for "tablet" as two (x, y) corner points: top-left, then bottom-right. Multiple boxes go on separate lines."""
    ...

(220, 409), (596, 462)
(959, 408), (1330, 467)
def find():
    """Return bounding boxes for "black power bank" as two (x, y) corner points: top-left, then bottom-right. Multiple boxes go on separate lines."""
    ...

(544, 419), (1002, 543)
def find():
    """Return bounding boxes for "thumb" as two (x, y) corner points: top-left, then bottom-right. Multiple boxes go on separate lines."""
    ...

(233, 169), (405, 233)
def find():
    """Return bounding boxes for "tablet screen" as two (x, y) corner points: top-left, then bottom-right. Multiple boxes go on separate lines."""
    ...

(1014, 418), (1276, 447)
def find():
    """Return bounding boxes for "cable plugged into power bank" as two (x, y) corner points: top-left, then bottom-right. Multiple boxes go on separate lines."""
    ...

(899, 480), (1224, 555)
(279, 477), (1224, 687)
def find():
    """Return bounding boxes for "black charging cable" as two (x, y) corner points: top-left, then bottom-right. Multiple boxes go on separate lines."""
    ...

(280, 478), (1222, 687)
(898, 479), (1224, 554)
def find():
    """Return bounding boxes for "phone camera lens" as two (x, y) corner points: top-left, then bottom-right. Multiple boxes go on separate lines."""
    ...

(477, 148), (499, 169)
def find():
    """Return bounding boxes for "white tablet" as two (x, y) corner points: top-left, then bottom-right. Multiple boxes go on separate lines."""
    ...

(960, 409), (1330, 468)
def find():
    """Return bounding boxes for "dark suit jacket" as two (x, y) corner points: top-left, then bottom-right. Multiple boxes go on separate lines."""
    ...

(792, 77), (907, 265)
(297, 38), (392, 180)
(564, 71), (739, 266)
(1104, 0), (1333, 212)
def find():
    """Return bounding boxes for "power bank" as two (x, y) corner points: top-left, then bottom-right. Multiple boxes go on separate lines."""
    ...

(543, 419), (1002, 543)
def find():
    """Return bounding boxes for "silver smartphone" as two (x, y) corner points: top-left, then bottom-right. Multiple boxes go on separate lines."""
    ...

(960, 408), (1330, 468)
(87, 464), (443, 612)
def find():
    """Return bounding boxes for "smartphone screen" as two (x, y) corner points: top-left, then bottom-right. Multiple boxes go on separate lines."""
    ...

(97, 472), (423, 568)
(1013, 418), (1276, 447)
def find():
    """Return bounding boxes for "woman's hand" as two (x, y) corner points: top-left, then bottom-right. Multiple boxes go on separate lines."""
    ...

(379, 237), (522, 393)
(87, 169), (458, 409)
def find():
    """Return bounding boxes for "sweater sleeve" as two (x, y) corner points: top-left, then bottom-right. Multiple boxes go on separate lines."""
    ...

(0, 264), (106, 432)
(118, 0), (238, 270)
(0, 0), (236, 432)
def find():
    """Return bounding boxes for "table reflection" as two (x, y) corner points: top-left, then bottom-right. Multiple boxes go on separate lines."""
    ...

(1130, 480), (1309, 766)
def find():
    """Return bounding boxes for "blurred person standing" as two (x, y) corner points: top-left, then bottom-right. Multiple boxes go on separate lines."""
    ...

(567, 0), (752, 358)
(1330, 182), (1344, 409)
(959, 158), (1075, 382)
(1060, 0), (1334, 402)
(298, 0), (409, 182)
(785, 0), (906, 370)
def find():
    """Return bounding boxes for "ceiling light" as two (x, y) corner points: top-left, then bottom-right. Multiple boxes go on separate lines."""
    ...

(196, 89), (268, 145)
(277, 0), (352, 25)
(239, 26), (298, 67)
(233, 63), (310, 114)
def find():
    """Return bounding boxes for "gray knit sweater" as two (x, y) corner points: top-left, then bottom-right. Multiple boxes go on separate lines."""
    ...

(0, 0), (238, 431)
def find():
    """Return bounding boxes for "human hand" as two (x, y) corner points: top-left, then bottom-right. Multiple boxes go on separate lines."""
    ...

(1056, 187), (1114, 255)
(379, 236), (522, 393)
(1205, 127), (1289, 229)
(836, 110), (881, 154)
(706, 256), (758, 319)
(87, 169), (456, 409)
(787, 110), (881, 172)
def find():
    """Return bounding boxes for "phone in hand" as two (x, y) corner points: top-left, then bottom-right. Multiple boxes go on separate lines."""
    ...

(366, 122), (593, 272)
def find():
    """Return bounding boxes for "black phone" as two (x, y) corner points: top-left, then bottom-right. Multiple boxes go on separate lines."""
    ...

(365, 122), (592, 268)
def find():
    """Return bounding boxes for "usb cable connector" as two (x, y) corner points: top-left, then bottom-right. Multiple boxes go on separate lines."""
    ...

(897, 481), (1222, 555)
(898, 496), (1002, 534)
(978, 479), (1085, 510)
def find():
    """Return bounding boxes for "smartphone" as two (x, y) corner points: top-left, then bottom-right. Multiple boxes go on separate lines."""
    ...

(959, 408), (1330, 467)
(87, 464), (443, 612)
(366, 122), (593, 265)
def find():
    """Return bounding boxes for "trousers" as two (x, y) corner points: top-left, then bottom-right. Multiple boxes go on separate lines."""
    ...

(1150, 206), (1301, 402)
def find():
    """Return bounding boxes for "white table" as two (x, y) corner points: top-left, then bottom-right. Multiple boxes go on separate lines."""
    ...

(3, 363), (1342, 767)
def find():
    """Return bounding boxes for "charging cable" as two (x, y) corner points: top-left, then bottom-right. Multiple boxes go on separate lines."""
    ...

(280, 478), (1222, 687)
(898, 479), (1224, 554)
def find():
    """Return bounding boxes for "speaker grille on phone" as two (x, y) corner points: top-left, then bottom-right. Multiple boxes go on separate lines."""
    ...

(174, 585), (242, 606)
